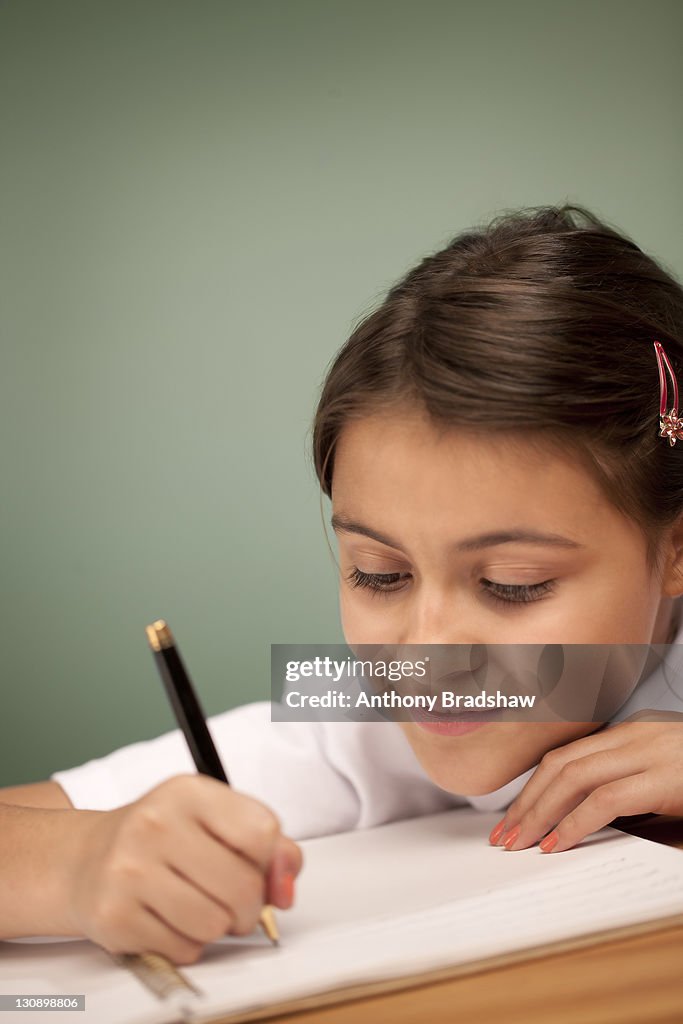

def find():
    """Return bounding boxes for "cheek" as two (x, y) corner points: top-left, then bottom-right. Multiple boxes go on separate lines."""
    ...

(339, 586), (395, 645)
(338, 587), (354, 638)
(340, 607), (369, 647)
(544, 645), (651, 721)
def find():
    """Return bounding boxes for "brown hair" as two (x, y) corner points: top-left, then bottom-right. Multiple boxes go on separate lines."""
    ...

(310, 203), (683, 577)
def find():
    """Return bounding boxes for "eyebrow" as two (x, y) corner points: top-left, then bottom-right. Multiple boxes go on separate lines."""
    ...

(330, 513), (584, 552)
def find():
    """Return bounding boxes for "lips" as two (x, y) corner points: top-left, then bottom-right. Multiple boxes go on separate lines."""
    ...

(414, 718), (497, 736)
(413, 720), (499, 737)
(410, 704), (505, 724)
(410, 698), (507, 735)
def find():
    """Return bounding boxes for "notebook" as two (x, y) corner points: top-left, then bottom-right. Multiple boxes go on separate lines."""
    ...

(2, 807), (683, 1024)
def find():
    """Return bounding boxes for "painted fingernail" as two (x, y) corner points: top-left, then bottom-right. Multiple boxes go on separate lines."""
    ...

(279, 871), (296, 906)
(502, 826), (521, 850)
(489, 818), (507, 845)
(539, 831), (558, 853)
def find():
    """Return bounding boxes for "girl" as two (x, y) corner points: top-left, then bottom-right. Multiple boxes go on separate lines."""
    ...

(2, 203), (683, 966)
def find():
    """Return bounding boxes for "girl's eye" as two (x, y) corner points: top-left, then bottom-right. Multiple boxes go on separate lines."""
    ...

(480, 579), (556, 606)
(345, 567), (556, 606)
(345, 567), (409, 594)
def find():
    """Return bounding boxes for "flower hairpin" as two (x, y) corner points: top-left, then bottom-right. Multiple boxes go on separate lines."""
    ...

(654, 340), (683, 447)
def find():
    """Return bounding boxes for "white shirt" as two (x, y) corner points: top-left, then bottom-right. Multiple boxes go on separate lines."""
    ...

(52, 612), (683, 839)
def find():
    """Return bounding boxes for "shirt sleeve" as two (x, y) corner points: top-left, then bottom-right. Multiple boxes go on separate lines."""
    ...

(51, 703), (363, 839)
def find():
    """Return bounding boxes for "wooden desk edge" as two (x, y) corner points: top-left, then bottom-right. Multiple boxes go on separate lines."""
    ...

(204, 915), (683, 1024)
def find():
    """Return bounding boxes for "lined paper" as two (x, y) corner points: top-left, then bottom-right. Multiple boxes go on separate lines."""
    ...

(183, 809), (683, 1022)
(2, 808), (682, 1024)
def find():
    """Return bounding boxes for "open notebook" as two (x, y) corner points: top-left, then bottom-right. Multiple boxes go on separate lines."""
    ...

(2, 807), (683, 1024)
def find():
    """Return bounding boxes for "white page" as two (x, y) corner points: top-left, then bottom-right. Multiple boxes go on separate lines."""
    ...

(2, 808), (682, 1024)
(184, 808), (683, 1021)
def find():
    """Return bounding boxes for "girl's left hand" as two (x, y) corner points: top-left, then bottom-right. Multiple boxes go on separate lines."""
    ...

(490, 712), (683, 853)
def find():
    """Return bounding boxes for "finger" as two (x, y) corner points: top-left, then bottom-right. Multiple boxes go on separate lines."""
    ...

(141, 864), (243, 945)
(278, 835), (304, 877)
(492, 724), (632, 840)
(188, 780), (282, 872)
(624, 710), (683, 723)
(267, 837), (304, 909)
(498, 747), (648, 851)
(163, 822), (267, 928)
(536, 773), (655, 853)
(102, 902), (204, 966)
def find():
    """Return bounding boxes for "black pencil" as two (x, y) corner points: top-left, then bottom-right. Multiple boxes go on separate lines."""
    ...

(145, 618), (279, 946)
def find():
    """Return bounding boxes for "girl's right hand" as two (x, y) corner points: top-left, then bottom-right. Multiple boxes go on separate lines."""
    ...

(66, 774), (303, 964)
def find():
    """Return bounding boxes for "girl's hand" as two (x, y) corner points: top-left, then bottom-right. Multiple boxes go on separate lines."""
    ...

(489, 713), (683, 854)
(67, 774), (303, 964)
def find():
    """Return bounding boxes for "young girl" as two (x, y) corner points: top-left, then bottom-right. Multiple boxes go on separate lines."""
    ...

(2, 203), (683, 966)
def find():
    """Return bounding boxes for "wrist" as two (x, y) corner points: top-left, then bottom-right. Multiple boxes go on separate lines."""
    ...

(45, 808), (106, 937)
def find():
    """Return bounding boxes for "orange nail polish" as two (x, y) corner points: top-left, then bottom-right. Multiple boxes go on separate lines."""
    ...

(489, 818), (507, 844)
(502, 826), (521, 849)
(539, 831), (558, 853)
(279, 871), (295, 905)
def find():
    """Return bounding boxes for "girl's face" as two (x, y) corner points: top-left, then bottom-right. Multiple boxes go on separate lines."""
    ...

(330, 407), (681, 795)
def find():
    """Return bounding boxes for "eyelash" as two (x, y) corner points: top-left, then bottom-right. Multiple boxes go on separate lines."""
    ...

(344, 567), (556, 606)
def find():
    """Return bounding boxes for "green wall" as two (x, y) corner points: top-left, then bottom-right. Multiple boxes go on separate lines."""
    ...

(2, 0), (681, 785)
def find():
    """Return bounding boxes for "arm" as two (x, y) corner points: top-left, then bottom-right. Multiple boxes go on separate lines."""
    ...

(0, 774), (302, 962)
(0, 779), (98, 936)
(0, 796), (102, 937)
(0, 779), (74, 809)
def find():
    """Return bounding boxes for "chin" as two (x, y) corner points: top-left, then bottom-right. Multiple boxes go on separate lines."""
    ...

(422, 758), (519, 796)
(409, 745), (522, 796)
(402, 722), (535, 796)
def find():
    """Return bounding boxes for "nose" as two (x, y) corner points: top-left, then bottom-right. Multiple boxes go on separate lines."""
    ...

(396, 586), (479, 673)
(385, 589), (485, 692)
(398, 584), (474, 647)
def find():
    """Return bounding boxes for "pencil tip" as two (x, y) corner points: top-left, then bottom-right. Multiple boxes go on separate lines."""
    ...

(259, 905), (280, 946)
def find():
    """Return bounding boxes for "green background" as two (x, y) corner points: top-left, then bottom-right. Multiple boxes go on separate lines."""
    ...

(1, 0), (681, 785)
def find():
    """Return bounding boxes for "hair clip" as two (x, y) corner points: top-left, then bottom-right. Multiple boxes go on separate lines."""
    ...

(654, 341), (683, 446)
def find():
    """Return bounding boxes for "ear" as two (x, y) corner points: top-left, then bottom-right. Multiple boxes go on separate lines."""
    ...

(660, 513), (683, 596)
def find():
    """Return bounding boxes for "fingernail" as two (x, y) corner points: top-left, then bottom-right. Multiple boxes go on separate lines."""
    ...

(539, 831), (558, 853)
(279, 871), (295, 906)
(489, 818), (507, 845)
(502, 826), (521, 850)
(273, 849), (300, 880)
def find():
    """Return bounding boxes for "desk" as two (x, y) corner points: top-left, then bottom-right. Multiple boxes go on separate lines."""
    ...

(275, 816), (683, 1024)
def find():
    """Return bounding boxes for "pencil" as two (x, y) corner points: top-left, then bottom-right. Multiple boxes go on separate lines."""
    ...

(145, 618), (279, 946)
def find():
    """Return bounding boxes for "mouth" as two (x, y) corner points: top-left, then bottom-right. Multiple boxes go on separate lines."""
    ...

(409, 703), (506, 735)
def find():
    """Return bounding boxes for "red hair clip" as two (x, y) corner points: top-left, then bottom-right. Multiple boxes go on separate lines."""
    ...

(654, 340), (683, 446)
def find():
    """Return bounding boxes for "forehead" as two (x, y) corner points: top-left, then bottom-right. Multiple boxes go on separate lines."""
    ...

(331, 410), (614, 545)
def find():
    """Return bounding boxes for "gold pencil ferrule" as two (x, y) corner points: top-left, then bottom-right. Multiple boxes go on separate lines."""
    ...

(145, 619), (175, 652)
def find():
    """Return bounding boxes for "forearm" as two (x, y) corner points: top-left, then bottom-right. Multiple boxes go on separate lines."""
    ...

(0, 803), (101, 938)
